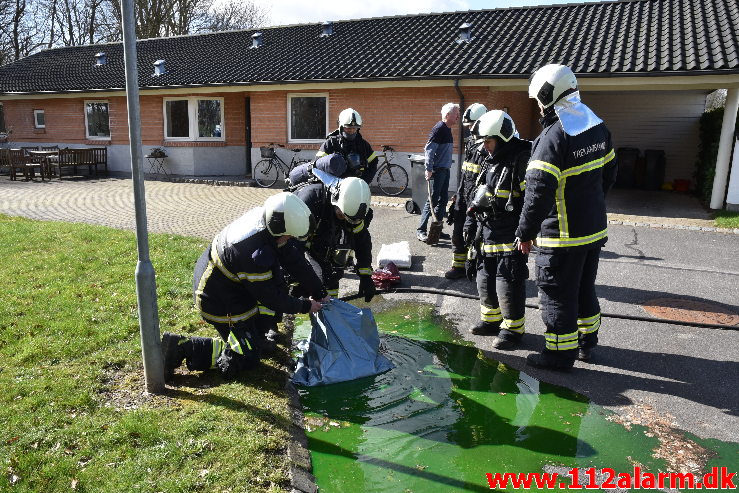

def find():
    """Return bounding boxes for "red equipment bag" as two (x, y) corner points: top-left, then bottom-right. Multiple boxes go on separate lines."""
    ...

(371, 261), (401, 290)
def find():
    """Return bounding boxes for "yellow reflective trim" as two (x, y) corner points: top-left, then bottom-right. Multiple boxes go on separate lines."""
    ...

(315, 151), (328, 158)
(604, 148), (615, 164)
(536, 228), (608, 248)
(482, 243), (516, 253)
(480, 305), (501, 315)
(453, 253), (467, 260)
(258, 304), (275, 316)
(480, 305), (502, 322)
(462, 161), (481, 173)
(578, 313), (601, 325)
(544, 331), (579, 350)
(578, 318), (601, 334)
(241, 271), (273, 282)
(195, 260), (215, 314)
(519, 180), (526, 191)
(561, 155), (605, 179)
(495, 189), (511, 198)
(352, 221), (365, 233)
(211, 339), (224, 369)
(327, 289), (339, 297)
(452, 260), (465, 268)
(200, 306), (259, 324)
(367, 151), (378, 162)
(501, 317), (525, 333)
(228, 332), (244, 355)
(527, 160), (561, 180)
(210, 239), (239, 282)
(556, 178), (568, 238)
(357, 267), (373, 275)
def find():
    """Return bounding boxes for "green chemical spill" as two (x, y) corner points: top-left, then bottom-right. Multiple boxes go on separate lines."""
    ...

(293, 303), (737, 492)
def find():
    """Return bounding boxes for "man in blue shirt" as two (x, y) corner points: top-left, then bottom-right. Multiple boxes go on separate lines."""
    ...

(417, 102), (460, 243)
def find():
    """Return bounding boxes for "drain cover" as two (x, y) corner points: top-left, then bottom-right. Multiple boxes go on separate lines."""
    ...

(642, 298), (739, 326)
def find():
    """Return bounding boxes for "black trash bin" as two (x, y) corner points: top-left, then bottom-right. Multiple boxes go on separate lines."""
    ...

(406, 154), (427, 214)
(644, 150), (666, 191)
(615, 147), (639, 188)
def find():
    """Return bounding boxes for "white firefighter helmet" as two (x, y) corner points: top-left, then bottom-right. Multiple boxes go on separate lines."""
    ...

(332, 177), (371, 223)
(338, 108), (362, 128)
(462, 103), (488, 126)
(264, 192), (315, 240)
(528, 63), (578, 109)
(470, 110), (516, 143)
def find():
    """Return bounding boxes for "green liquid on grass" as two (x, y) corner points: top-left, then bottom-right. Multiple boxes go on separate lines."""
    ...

(294, 304), (737, 492)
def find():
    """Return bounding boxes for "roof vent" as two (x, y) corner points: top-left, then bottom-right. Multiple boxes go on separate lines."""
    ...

(95, 52), (107, 66)
(457, 23), (472, 44)
(321, 21), (333, 37)
(251, 32), (263, 48)
(153, 59), (166, 76)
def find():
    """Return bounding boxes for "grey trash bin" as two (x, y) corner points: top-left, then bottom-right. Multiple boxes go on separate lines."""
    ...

(406, 154), (427, 214)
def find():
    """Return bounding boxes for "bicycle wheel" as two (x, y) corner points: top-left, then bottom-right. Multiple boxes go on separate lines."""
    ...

(377, 163), (409, 196)
(253, 159), (280, 187)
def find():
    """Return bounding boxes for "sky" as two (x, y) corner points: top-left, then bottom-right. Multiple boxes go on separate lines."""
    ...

(252, 0), (592, 27)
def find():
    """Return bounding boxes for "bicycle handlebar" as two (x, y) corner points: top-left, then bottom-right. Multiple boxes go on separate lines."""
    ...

(381, 145), (395, 152)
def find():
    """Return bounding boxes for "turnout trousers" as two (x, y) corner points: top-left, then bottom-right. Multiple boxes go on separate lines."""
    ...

(534, 246), (602, 353)
(450, 206), (468, 268)
(476, 252), (529, 341)
(187, 319), (261, 379)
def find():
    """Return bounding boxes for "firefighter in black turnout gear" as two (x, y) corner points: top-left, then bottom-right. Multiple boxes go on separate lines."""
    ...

(161, 193), (327, 380)
(516, 64), (617, 370)
(316, 108), (379, 184)
(465, 110), (532, 350)
(445, 103), (488, 280)
(293, 176), (376, 302)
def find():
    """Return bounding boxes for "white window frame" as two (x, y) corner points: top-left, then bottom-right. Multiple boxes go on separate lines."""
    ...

(33, 109), (45, 129)
(287, 93), (329, 144)
(163, 97), (225, 142)
(84, 100), (111, 140)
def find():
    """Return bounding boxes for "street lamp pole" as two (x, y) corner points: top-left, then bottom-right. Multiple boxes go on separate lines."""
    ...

(121, 0), (165, 393)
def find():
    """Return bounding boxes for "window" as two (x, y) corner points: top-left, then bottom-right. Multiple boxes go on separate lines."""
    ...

(164, 97), (224, 141)
(85, 101), (110, 139)
(34, 109), (45, 129)
(288, 94), (327, 143)
(0, 104), (6, 133)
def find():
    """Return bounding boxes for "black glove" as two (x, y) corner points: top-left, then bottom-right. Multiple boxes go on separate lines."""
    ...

(463, 222), (477, 247)
(446, 195), (456, 225)
(358, 275), (376, 302)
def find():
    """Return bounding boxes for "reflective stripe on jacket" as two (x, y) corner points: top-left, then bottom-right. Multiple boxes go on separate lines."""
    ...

(516, 112), (617, 250)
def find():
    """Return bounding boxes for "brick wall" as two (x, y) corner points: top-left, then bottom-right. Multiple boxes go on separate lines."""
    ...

(0, 85), (535, 153)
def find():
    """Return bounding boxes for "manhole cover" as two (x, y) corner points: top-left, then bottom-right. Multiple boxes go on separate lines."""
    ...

(641, 298), (739, 326)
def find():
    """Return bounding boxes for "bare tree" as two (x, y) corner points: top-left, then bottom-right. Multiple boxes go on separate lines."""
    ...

(0, 0), (269, 65)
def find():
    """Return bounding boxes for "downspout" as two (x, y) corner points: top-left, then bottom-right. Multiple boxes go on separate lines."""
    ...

(710, 88), (739, 209)
(454, 79), (464, 187)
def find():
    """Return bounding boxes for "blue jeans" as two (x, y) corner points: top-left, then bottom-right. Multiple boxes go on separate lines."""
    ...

(417, 167), (450, 233)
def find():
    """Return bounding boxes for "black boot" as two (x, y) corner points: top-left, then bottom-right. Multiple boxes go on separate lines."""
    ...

(578, 333), (598, 362)
(492, 331), (522, 350)
(526, 349), (576, 371)
(469, 321), (500, 335)
(161, 332), (193, 380)
(444, 266), (466, 280)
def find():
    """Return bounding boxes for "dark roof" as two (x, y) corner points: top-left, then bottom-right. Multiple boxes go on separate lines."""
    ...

(1, 0), (737, 94)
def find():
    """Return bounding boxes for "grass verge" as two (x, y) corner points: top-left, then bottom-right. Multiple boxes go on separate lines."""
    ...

(0, 215), (293, 492)
(714, 210), (739, 229)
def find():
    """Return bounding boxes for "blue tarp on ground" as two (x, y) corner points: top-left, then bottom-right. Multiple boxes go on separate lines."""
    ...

(292, 299), (394, 386)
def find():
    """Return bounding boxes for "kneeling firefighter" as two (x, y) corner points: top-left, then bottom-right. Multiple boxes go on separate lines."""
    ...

(466, 110), (532, 349)
(293, 176), (376, 302)
(161, 193), (327, 380)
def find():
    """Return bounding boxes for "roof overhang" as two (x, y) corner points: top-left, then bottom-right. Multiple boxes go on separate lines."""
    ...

(1, 73), (738, 99)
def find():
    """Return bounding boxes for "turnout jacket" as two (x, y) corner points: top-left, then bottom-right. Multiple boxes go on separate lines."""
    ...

(469, 137), (532, 256)
(194, 207), (323, 324)
(516, 112), (617, 250)
(293, 183), (374, 277)
(455, 137), (489, 211)
(316, 129), (378, 184)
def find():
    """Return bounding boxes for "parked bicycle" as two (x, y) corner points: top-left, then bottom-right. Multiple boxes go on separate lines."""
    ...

(374, 145), (409, 196)
(252, 143), (310, 188)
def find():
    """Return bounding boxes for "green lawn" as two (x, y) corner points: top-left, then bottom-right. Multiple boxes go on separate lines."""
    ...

(0, 215), (293, 492)
(714, 210), (739, 229)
